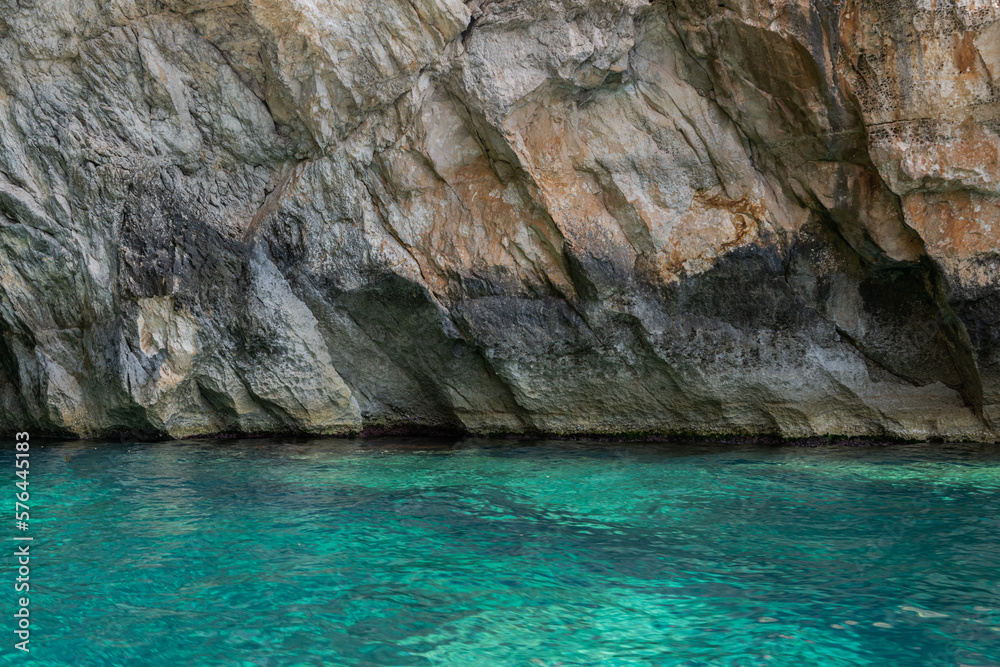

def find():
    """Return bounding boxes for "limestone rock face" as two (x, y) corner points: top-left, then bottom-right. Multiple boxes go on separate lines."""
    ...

(1, 0), (999, 439)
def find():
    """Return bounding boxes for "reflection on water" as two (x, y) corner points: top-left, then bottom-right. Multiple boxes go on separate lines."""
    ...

(5, 438), (1000, 666)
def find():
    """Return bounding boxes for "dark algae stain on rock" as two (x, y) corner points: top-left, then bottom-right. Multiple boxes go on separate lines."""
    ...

(0, 0), (997, 439)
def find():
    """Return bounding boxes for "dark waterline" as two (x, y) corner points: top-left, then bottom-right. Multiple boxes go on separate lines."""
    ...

(3, 438), (999, 666)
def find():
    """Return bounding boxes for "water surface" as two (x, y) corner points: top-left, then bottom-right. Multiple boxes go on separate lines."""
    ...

(4, 438), (1000, 666)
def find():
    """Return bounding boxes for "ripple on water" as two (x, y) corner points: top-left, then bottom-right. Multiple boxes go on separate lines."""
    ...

(5, 438), (1000, 666)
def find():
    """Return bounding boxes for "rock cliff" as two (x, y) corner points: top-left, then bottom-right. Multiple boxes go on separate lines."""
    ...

(1, 0), (999, 440)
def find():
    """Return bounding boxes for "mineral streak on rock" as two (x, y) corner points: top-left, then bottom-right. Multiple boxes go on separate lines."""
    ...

(0, 0), (998, 440)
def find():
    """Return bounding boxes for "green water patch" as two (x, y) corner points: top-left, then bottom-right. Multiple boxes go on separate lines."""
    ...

(4, 439), (999, 666)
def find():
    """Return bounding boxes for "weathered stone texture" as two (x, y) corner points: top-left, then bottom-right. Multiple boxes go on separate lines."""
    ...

(1, 0), (998, 439)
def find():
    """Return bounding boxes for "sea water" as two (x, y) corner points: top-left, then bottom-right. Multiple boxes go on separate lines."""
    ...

(2, 438), (999, 666)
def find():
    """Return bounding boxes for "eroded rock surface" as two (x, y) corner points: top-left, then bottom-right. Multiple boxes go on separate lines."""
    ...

(1, 0), (998, 439)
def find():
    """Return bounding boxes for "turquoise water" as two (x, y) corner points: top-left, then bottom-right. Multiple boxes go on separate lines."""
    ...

(4, 438), (1000, 666)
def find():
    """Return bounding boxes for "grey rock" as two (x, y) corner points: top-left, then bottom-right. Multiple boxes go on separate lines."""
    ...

(0, 0), (997, 440)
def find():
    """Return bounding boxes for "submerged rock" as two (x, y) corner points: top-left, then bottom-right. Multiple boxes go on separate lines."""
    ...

(0, 0), (998, 440)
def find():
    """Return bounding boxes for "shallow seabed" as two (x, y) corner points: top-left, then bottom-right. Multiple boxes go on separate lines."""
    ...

(4, 438), (1000, 666)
